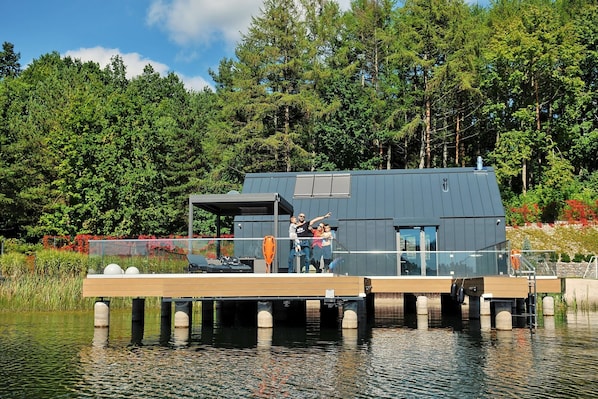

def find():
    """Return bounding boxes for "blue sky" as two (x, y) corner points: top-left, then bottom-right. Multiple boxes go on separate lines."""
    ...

(3, 0), (488, 92)
(1, 0), (352, 91)
(2, 0), (273, 91)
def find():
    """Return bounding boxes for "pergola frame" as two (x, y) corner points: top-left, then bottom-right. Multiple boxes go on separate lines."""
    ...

(188, 193), (294, 271)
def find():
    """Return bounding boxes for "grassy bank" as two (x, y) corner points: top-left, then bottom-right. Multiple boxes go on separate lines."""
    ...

(507, 224), (598, 259)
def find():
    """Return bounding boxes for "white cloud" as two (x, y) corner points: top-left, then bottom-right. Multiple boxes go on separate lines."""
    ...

(147, 0), (353, 50)
(63, 46), (213, 91)
(64, 47), (169, 78)
(177, 73), (213, 92)
(147, 0), (263, 49)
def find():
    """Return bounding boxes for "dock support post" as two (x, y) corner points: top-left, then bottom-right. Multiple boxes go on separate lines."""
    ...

(257, 326), (273, 348)
(468, 296), (480, 320)
(160, 299), (172, 344)
(480, 295), (492, 331)
(94, 299), (110, 328)
(173, 301), (192, 346)
(542, 296), (555, 316)
(342, 301), (359, 329)
(174, 301), (192, 329)
(131, 298), (145, 344)
(257, 301), (273, 328)
(480, 295), (491, 316)
(495, 302), (513, 331)
(416, 296), (428, 329)
(202, 300), (214, 326)
(93, 299), (110, 347)
(416, 295), (428, 315)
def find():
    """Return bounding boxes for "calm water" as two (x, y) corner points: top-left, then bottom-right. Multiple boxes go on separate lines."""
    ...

(0, 308), (597, 399)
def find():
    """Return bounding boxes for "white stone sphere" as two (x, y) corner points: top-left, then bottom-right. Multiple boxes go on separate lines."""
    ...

(125, 266), (140, 275)
(104, 263), (123, 275)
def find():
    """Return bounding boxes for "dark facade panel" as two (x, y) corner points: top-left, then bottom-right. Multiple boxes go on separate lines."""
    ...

(235, 168), (506, 275)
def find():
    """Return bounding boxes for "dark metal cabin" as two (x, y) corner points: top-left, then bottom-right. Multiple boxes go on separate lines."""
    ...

(234, 167), (507, 277)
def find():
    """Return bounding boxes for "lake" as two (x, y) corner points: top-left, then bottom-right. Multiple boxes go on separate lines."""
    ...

(0, 308), (596, 398)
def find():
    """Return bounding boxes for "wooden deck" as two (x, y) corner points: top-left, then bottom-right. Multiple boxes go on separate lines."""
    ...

(82, 274), (371, 299)
(369, 275), (561, 298)
(82, 273), (561, 300)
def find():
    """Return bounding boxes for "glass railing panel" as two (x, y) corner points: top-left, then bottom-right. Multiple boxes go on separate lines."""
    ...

(88, 238), (528, 277)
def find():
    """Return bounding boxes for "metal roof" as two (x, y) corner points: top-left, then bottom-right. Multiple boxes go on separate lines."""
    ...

(240, 168), (504, 222)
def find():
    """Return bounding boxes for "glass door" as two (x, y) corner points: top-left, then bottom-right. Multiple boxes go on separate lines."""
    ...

(397, 227), (437, 276)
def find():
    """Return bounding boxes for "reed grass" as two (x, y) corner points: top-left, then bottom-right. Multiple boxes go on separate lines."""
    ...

(0, 249), (184, 312)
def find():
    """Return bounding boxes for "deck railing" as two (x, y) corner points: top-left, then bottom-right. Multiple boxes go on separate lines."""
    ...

(87, 238), (554, 278)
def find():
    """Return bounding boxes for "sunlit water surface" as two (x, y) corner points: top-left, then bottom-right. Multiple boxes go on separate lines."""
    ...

(0, 309), (597, 398)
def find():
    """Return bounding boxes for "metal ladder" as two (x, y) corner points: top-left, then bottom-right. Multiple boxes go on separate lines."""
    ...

(517, 255), (537, 330)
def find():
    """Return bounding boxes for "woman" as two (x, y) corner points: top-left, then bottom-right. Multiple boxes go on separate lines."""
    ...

(321, 224), (335, 272)
(311, 223), (325, 273)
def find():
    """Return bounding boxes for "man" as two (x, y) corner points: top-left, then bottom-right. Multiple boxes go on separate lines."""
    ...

(287, 215), (300, 273)
(295, 211), (331, 273)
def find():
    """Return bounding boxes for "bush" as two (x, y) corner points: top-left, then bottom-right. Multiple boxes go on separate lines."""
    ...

(560, 253), (571, 262)
(573, 253), (585, 262)
(1, 238), (43, 255)
(0, 250), (89, 278)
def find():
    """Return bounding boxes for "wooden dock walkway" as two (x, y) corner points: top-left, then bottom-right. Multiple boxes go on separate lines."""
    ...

(83, 273), (561, 300)
(82, 274), (371, 300)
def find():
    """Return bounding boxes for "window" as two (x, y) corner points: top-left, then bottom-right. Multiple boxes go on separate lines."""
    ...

(294, 174), (351, 198)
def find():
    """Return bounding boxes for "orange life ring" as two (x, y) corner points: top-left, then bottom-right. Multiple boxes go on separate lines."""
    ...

(511, 249), (521, 270)
(262, 235), (276, 273)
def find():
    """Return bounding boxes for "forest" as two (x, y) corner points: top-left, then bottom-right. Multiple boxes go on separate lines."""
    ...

(1, 0), (597, 243)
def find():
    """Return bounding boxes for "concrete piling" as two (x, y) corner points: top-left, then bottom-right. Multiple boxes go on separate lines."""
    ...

(94, 300), (110, 328)
(495, 301), (513, 331)
(174, 301), (192, 329)
(257, 301), (273, 328)
(342, 301), (358, 329)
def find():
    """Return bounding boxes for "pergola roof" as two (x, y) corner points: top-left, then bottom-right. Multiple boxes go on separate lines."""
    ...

(188, 193), (293, 217)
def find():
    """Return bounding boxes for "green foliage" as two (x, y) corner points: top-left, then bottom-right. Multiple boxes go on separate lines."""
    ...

(0, 0), (598, 239)
(561, 253), (571, 262)
(0, 238), (42, 255)
(0, 41), (21, 78)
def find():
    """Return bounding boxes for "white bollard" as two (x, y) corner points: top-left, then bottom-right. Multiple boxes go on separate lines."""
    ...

(174, 302), (191, 328)
(495, 302), (513, 331)
(94, 300), (110, 328)
(257, 301), (273, 328)
(342, 301), (358, 329)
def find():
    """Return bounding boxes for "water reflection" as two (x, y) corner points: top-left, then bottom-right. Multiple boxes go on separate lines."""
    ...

(92, 327), (108, 348)
(1, 309), (598, 398)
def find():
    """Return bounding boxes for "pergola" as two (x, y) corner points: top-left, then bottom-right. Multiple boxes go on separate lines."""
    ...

(188, 192), (294, 269)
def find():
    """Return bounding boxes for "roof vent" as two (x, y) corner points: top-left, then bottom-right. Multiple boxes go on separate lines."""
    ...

(476, 156), (484, 171)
